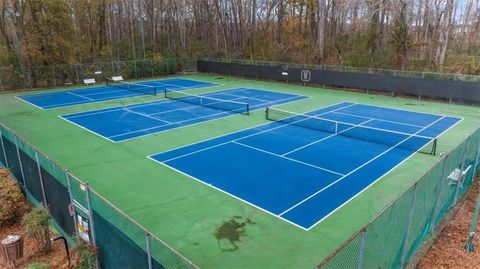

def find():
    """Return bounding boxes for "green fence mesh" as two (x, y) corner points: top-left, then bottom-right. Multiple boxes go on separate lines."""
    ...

(0, 124), (197, 269)
(2, 121), (477, 269)
(69, 174), (89, 210)
(318, 128), (480, 268)
(1, 126), (25, 187)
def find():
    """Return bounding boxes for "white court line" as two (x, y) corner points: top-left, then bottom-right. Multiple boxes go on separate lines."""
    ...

(151, 82), (188, 89)
(108, 105), (244, 139)
(160, 103), (356, 163)
(148, 104), (199, 116)
(124, 109), (172, 124)
(282, 119), (375, 156)
(304, 116), (464, 230)
(62, 87), (242, 118)
(67, 91), (94, 101)
(349, 102), (456, 119)
(149, 114), (463, 231)
(331, 111), (424, 128)
(15, 96), (46, 110)
(233, 141), (344, 176)
(117, 95), (315, 143)
(147, 102), (463, 230)
(278, 115), (447, 217)
(147, 155), (310, 231)
(217, 92), (273, 103)
(108, 94), (310, 142)
(58, 115), (117, 143)
(33, 92), (144, 110)
(80, 88), (146, 97)
(118, 93), (251, 128)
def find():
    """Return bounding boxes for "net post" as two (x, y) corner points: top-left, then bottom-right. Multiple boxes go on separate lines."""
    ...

(432, 139), (438, 155)
(465, 142), (480, 252)
(400, 182), (418, 268)
(145, 232), (153, 269)
(34, 150), (48, 207)
(246, 104), (250, 115)
(454, 137), (470, 204)
(0, 127), (9, 168)
(265, 108), (269, 120)
(65, 170), (79, 236)
(164, 88), (168, 98)
(14, 135), (28, 192)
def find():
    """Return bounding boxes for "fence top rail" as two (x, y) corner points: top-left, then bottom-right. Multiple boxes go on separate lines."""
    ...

(198, 58), (480, 83)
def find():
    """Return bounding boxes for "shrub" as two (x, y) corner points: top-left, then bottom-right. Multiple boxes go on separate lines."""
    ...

(70, 236), (97, 269)
(0, 170), (27, 227)
(24, 207), (51, 253)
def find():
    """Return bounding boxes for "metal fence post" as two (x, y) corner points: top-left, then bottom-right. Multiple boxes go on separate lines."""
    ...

(401, 183), (418, 268)
(357, 229), (367, 269)
(0, 72), (4, 92)
(454, 137), (470, 204)
(0, 128), (9, 168)
(430, 156), (449, 231)
(134, 60), (138, 79)
(166, 58), (170, 76)
(84, 183), (97, 246)
(14, 136), (27, 190)
(26, 68), (32, 89)
(85, 183), (100, 269)
(52, 65), (57, 87)
(65, 170), (78, 235)
(34, 151), (48, 206)
(146, 232), (153, 269)
(150, 59), (154, 77)
(75, 64), (80, 84)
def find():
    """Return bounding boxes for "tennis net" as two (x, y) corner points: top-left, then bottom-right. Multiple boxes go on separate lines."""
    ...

(164, 89), (250, 115)
(106, 79), (157, 95)
(266, 107), (437, 155)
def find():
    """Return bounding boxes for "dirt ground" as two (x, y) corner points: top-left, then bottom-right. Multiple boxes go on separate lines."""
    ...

(0, 169), (68, 269)
(418, 176), (480, 269)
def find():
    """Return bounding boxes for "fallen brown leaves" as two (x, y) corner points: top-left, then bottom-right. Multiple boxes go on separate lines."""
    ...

(418, 177), (480, 269)
(0, 169), (68, 268)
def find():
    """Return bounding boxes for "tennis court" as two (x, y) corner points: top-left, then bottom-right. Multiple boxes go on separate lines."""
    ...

(17, 78), (216, 109)
(150, 102), (462, 230)
(61, 88), (308, 142)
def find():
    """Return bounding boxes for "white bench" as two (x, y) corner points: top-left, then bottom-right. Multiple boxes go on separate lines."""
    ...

(83, 78), (96, 86)
(111, 76), (124, 82)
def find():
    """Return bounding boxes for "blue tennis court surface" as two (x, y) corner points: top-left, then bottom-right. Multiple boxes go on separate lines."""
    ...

(149, 102), (462, 230)
(61, 88), (308, 142)
(17, 78), (216, 109)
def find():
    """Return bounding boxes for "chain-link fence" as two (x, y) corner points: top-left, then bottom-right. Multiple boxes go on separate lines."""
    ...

(0, 58), (198, 92)
(201, 58), (480, 83)
(317, 129), (480, 268)
(0, 123), (198, 269)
